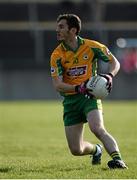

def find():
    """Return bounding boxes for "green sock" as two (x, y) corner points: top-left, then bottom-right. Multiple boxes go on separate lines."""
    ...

(110, 151), (122, 160)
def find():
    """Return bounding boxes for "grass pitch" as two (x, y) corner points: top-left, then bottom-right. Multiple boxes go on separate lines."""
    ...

(0, 100), (137, 179)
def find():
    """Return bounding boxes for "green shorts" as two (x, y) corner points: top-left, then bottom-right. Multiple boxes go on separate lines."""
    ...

(63, 94), (102, 126)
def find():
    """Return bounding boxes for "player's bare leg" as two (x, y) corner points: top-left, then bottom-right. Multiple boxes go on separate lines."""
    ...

(87, 109), (119, 154)
(87, 109), (127, 168)
(65, 122), (103, 164)
(65, 123), (96, 156)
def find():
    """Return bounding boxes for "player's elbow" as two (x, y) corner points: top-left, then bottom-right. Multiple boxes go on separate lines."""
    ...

(118, 60), (120, 70)
(111, 56), (121, 74)
(52, 78), (63, 92)
(55, 83), (62, 92)
(53, 81), (64, 92)
(116, 59), (120, 72)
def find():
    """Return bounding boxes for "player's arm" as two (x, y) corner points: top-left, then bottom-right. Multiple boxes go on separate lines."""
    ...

(101, 45), (120, 77)
(50, 52), (76, 93)
(101, 54), (120, 92)
(92, 42), (120, 77)
(52, 76), (89, 95)
(108, 54), (120, 77)
(96, 44), (120, 92)
(52, 76), (76, 93)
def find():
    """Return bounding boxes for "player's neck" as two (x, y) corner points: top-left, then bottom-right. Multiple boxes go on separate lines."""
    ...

(65, 36), (78, 50)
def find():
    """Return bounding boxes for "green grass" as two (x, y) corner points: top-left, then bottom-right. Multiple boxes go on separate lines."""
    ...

(0, 100), (137, 179)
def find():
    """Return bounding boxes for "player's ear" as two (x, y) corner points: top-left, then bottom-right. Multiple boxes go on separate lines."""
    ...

(70, 27), (77, 35)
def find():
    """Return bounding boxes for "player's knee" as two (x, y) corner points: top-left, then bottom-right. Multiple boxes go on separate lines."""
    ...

(70, 147), (83, 156)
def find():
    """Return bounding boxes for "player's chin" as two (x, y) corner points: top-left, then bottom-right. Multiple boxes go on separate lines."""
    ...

(57, 36), (64, 42)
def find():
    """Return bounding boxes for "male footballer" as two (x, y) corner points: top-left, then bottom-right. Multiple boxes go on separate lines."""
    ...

(50, 14), (127, 169)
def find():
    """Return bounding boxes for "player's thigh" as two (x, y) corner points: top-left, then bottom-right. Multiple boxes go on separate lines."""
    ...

(65, 122), (84, 149)
(87, 109), (105, 133)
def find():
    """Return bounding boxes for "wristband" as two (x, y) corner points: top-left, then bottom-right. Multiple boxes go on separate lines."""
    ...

(108, 73), (114, 78)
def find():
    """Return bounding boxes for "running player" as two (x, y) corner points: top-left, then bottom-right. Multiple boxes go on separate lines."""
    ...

(50, 14), (127, 169)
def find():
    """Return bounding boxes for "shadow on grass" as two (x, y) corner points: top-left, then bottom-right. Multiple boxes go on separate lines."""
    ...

(60, 167), (83, 172)
(102, 167), (109, 171)
(0, 167), (12, 173)
(46, 164), (83, 172)
(23, 169), (44, 173)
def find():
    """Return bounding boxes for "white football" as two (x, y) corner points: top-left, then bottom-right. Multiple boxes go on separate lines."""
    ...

(86, 75), (109, 99)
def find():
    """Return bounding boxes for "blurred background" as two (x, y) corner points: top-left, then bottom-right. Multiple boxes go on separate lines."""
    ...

(0, 0), (136, 100)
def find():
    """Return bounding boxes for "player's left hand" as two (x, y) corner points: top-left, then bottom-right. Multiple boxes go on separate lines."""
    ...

(99, 73), (113, 93)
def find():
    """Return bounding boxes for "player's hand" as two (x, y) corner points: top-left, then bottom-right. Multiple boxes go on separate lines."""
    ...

(75, 81), (94, 99)
(75, 81), (87, 94)
(99, 73), (113, 93)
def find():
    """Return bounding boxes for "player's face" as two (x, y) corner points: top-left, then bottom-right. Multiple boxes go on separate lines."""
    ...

(56, 19), (70, 41)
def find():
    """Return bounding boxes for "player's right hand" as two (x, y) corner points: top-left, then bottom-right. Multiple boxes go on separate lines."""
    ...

(75, 82), (87, 94)
(75, 81), (94, 99)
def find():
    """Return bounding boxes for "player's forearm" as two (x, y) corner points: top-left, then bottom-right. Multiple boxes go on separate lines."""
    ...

(109, 55), (120, 77)
(52, 78), (76, 93)
(56, 82), (76, 93)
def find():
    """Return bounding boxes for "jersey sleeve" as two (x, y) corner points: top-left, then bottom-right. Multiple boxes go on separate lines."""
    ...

(91, 41), (113, 62)
(50, 51), (64, 77)
(101, 45), (113, 62)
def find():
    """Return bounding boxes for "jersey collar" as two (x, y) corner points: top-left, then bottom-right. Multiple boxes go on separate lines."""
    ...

(61, 36), (84, 52)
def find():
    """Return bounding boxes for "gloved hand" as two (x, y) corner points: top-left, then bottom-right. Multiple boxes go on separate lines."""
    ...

(99, 73), (113, 93)
(75, 81), (94, 99)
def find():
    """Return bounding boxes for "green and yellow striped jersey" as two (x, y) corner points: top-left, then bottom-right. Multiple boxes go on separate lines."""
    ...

(50, 36), (113, 95)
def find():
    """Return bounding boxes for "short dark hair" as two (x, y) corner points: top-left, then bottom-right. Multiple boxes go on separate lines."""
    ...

(57, 14), (81, 35)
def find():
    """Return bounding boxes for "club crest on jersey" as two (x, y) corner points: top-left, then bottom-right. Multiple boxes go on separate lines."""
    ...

(83, 54), (88, 60)
(73, 57), (79, 64)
